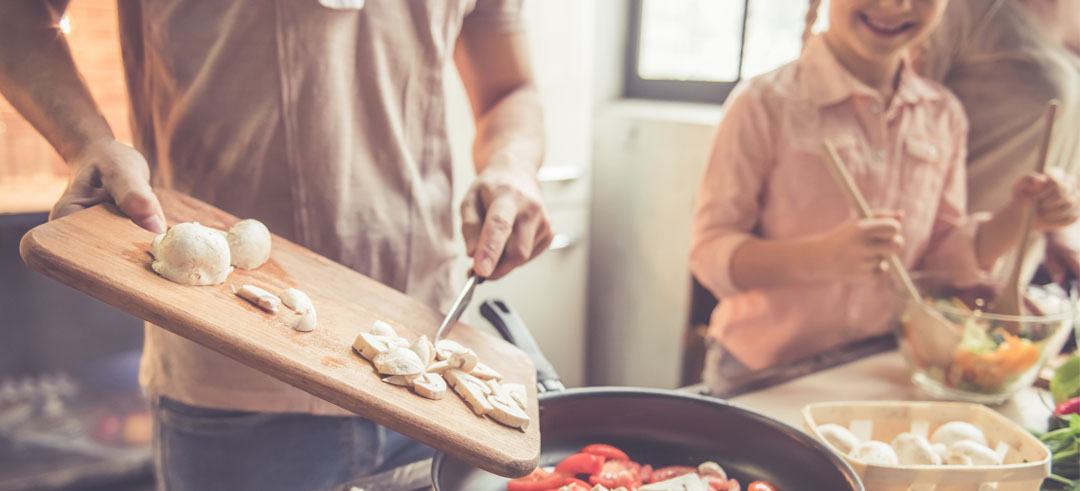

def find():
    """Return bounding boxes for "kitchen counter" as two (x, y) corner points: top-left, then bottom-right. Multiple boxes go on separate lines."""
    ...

(727, 349), (1054, 434)
(341, 349), (1057, 490)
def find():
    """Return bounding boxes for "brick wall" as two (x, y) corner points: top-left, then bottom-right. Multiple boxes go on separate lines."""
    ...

(0, 0), (129, 210)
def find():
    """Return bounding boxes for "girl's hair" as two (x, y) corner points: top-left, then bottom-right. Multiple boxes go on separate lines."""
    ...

(802, 0), (824, 48)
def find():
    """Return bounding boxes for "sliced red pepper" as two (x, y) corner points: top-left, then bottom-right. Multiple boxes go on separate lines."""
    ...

(555, 453), (605, 476)
(638, 464), (653, 483)
(581, 443), (631, 461)
(705, 476), (733, 490)
(647, 465), (698, 483)
(747, 481), (778, 491)
(589, 459), (643, 489)
(1054, 396), (1080, 416)
(507, 468), (565, 491)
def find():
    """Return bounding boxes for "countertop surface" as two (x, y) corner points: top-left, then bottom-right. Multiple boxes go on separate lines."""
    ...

(344, 348), (1057, 490)
(727, 349), (1053, 433)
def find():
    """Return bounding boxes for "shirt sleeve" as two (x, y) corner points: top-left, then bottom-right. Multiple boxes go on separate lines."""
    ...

(916, 99), (988, 282)
(463, 0), (524, 32)
(690, 81), (775, 299)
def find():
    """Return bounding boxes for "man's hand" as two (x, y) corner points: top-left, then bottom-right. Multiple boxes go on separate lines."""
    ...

(51, 139), (166, 233)
(461, 163), (552, 280)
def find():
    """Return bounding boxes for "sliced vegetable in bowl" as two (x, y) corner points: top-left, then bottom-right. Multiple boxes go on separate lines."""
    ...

(894, 273), (1076, 404)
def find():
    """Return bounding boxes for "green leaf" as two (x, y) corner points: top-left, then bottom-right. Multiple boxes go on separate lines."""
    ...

(1052, 356), (1080, 405)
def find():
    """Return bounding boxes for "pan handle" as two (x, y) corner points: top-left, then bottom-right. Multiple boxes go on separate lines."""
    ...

(480, 299), (565, 393)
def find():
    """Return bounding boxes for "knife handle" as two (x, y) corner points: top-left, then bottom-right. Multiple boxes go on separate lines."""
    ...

(480, 299), (564, 393)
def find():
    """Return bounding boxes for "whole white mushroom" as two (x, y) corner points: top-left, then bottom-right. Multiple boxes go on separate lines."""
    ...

(932, 443), (948, 462)
(930, 421), (988, 448)
(151, 222), (232, 285)
(851, 441), (899, 466)
(946, 440), (1002, 466)
(818, 424), (860, 455)
(891, 432), (942, 465)
(227, 219), (272, 270)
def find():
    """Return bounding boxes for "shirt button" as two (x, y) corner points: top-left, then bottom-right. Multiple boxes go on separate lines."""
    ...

(869, 103), (882, 115)
(873, 149), (887, 161)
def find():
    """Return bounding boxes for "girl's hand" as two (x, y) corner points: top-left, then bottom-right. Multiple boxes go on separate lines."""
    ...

(1013, 171), (1080, 231)
(809, 210), (904, 282)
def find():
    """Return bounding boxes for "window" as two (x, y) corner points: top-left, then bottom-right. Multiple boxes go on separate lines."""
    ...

(626, 0), (829, 104)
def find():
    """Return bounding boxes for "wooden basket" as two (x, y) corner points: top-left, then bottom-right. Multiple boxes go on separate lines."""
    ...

(802, 401), (1050, 491)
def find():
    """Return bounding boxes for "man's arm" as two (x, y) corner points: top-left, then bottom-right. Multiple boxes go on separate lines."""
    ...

(0, 1), (164, 232)
(454, 24), (551, 280)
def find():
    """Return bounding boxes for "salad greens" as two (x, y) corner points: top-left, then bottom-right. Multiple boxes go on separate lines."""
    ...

(1051, 356), (1080, 406)
(1038, 355), (1080, 490)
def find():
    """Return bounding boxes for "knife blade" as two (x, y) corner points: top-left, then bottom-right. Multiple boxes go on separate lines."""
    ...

(434, 274), (484, 344)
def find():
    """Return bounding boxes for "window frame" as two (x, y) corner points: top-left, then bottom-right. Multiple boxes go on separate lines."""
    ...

(624, 0), (751, 105)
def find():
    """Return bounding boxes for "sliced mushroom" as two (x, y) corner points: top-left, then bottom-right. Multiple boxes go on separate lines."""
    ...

(449, 374), (493, 416)
(352, 332), (403, 360)
(639, 473), (709, 490)
(412, 373), (447, 400)
(486, 379), (511, 402)
(697, 461), (726, 479)
(372, 347), (425, 376)
(426, 360), (452, 374)
(409, 335), (436, 367)
(435, 339), (468, 360)
(448, 349), (478, 372)
(236, 285), (282, 312)
(293, 309), (317, 332)
(470, 362), (502, 381)
(444, 369), (491, 394)
(501, 383), (528, 410)
(487, 394), (529, 431)
(371, 320), (397, 338)
(279, 288), (313, 313)
(382, 374), (414, 387)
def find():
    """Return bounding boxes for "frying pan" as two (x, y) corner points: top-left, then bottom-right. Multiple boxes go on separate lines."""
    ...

(430, 299), (864, 491)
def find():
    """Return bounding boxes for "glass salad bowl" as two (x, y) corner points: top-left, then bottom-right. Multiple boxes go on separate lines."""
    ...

(893, 272), (1076, 405)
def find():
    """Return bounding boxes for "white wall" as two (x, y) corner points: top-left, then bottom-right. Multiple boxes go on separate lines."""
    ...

(587, 101), (721, 388)
(444, 0), (596, 387)
(584, 0), (724, 388)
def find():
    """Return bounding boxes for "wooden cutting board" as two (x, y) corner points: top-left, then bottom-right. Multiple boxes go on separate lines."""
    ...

(18, 189), (540, 478)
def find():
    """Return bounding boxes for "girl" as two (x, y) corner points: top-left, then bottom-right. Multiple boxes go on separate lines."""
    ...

(691, 0), (1079, 393)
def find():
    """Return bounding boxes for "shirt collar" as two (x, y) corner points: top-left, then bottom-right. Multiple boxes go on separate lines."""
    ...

(800, 34), (943, 108)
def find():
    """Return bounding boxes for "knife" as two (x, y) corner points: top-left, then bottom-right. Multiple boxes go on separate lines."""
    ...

(434, 274), (485, 344)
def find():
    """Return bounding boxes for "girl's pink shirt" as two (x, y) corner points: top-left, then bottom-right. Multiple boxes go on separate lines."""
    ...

(691, 35), (987, 371)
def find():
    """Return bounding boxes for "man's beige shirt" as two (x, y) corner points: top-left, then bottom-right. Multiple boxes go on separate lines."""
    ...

(119, 0), (521, 414)
(923, 0), (1080, 279)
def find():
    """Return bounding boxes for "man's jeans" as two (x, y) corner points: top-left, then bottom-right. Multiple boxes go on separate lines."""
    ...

(151, 396), (434, 491)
